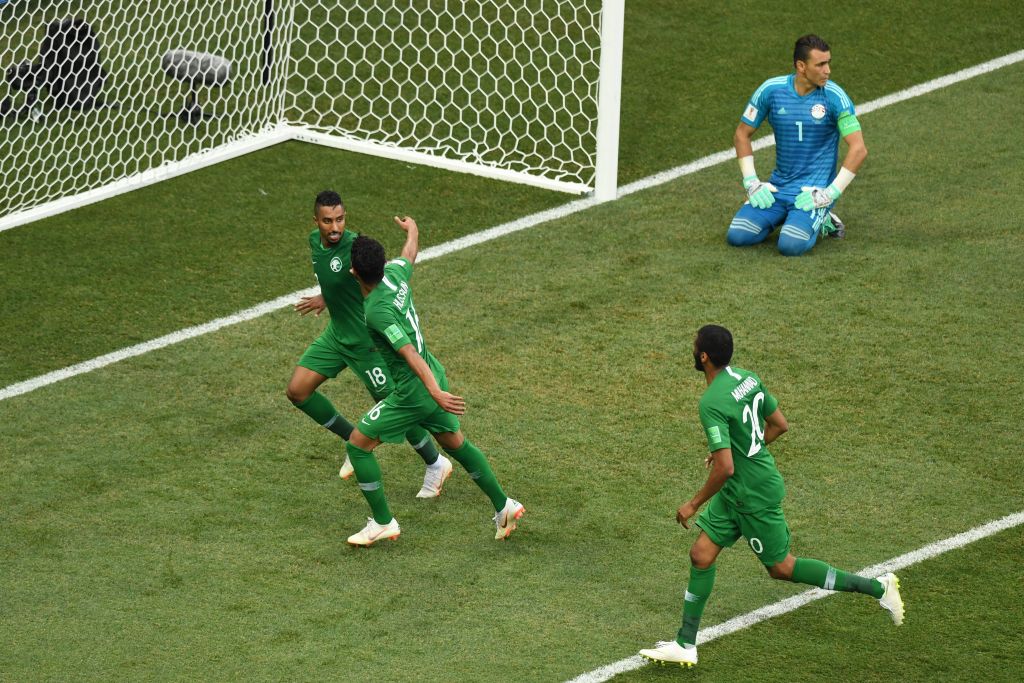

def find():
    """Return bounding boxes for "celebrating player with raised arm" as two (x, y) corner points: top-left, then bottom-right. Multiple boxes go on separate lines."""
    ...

(728, 34), (867, 255)
(285, 191), (453, 499)
(639, 325), (903, 668)
(342, 215), (523, 546)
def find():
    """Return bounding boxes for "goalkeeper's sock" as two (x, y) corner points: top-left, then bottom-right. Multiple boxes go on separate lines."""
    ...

(293, 391), (354, 439)
(443, 439), (507, 510)
(346, 442), (393, 524)
(676, 564), (717, 647)
(792, 558), (884, 598)
(406, 426), (440, 466)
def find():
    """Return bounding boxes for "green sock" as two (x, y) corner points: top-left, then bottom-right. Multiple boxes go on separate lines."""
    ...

(345, 442), (392, 524)
(294, 392), (353, 439)
(444, 439), (506, 511)
(791, 558), (884, 598)
(676, 564), (716, 647)
(406, 426), (439, 465)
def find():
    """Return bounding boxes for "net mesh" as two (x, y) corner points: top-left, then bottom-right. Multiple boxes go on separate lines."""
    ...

(0, 0), (602, 222)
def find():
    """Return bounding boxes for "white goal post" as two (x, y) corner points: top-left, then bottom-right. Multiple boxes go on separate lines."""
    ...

(0, 0), (623, 232)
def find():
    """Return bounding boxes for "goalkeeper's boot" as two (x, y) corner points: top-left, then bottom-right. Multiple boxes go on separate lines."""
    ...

(822, 211), (846, 239)
(493, 498), (525, 540)
(639, 640), (698, 668)
(339, 455), (354, 480)
(877, 572), (904, 625)
(416, 454), (453, 498)
(347, 517), (401, 547)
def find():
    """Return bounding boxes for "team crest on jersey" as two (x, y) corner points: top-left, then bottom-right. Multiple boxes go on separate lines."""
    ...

(810, 103), (827, 120)
(330, 256), (343, 272)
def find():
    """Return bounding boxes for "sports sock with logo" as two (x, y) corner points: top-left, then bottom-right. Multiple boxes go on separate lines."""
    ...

(791, 558), (884, 598)
(345, 442), (392, 524)
(443, 439), (506, 510)
(676, 564), (717, 647)
(406, 426), (440, 465)
(294, 391), (353, 439)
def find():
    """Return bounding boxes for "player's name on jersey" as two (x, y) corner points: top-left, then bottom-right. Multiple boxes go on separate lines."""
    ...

(731, 376), (758, 402)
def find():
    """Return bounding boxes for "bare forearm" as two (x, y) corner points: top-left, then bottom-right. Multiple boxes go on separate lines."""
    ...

(764, 423), (785, 445)
(734, 129), (754, 158)
(405, 348), (441, 397)
(400, 226), (419, 263)
(689, 465), (731, 508)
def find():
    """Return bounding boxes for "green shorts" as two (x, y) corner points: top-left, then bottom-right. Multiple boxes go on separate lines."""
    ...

(356, 366), (461, 444)
(695, 493), (791, 566)
(297, 326), (393, 401)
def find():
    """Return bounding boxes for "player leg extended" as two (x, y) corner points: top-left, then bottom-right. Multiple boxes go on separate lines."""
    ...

(744, 505), (905, 625)
(341, 352), (452, 498)
(726, 199), (786, 248)
(640, 494), (736, 668)
(287, 330), (357, 440)
(432, 429), (524, 541)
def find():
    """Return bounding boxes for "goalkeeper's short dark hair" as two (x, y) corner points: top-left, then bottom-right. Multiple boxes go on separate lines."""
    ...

(314, 189), (344, 214)
(793, 34), (830, 65)
(696, 324), (734, 368)
(351, 235), (386, 284)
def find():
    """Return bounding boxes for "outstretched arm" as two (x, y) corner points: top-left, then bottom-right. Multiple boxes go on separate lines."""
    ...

(395, 215), (419, 265)
(397, 344), (465, 415)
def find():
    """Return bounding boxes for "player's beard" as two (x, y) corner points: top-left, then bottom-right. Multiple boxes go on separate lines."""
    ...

(693, 351), (703, 372)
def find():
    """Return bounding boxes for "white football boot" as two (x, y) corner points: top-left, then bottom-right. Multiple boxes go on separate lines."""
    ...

(639, 640), (697, 668)
(338, 455), (354, 480)
(346, 517), (400, 547)
(493, 498), (524, 540)
(416, 455), (453, 498)
(877, 572), (904, 625)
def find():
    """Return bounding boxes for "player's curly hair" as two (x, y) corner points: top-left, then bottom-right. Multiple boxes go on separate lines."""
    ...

(793, 34), (830, 65)
(696, 324), (733, 368)
(351, 234), (386, 284)
(314, 189), (344, 214)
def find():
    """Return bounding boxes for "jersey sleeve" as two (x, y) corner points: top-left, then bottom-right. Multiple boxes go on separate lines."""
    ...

(699, 401), (732, 452)
(750, 375), (778, 417)
(366, 305), (412, 351)
(385, 257), (413, 282)
(825, 82), (856, 120)
(740, 78), (777, 128)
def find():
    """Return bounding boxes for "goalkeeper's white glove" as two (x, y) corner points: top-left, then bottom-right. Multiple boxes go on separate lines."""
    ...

(743, 175), (778, 210)
(795, 184), (841, 212)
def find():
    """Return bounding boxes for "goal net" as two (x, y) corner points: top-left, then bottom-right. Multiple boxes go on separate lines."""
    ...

(0, 0), (621, 231)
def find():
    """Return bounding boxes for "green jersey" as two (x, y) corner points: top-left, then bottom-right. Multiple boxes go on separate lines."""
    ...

(363, 257), (446, 399)
(699, 365), (785, 511)
(308, 229), (373, 348)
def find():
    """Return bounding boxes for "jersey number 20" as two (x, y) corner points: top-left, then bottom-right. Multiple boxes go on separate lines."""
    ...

(742, 391), (766, 457)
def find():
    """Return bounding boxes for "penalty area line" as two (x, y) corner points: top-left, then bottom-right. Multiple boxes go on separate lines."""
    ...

(564, 510), (1024, 683)
(2, 49), (1022, 403)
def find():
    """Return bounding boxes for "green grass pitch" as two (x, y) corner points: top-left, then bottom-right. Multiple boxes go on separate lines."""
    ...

(2, 2), (1024, 681)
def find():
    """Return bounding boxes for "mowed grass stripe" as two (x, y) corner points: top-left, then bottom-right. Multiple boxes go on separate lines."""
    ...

(3, 48), (1022, 404)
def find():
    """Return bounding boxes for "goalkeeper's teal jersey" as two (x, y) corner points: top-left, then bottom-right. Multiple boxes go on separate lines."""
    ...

(740, 74), (856, 195)
(308, 229), (374, 348)
(699, 366), (785, 511)
(363, 258), (446, 398)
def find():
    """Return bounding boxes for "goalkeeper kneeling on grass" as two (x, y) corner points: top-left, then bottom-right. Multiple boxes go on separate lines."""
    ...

(727, 34), (867, 256)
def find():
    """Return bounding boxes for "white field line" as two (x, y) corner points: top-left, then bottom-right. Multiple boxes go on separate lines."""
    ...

(566, 510), (1024, 683)
(2, 49), (1022, 403)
